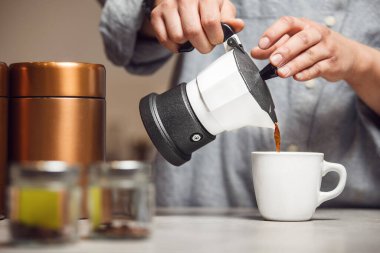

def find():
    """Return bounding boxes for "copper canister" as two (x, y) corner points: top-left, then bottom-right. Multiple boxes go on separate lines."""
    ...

(9, 62), (106, 216)
(0, 62), (8, 218)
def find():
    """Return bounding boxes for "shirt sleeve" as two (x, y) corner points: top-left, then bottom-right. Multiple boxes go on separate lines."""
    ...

(99, 0), (172, 75)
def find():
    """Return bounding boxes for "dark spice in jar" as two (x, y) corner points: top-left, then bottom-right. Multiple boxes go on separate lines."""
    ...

(10, 222), (68, 244)
(94, 222), (150, 239)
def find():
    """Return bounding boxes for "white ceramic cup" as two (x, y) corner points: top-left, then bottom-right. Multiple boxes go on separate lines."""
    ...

(252, 152), (347, 221)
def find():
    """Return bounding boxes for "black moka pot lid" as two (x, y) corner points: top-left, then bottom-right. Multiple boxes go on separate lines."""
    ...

(232, 47), (278, 123)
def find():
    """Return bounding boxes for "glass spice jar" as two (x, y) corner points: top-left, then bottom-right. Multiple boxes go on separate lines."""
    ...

(8, 161), (80, 245)
(88, 161), (154, 239)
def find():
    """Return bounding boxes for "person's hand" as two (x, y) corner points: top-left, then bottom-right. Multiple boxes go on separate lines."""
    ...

(251, 16), (361, 82)
(149, 0), (244, 53)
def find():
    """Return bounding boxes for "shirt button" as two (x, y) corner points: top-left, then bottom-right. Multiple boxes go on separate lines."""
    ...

(287, 144), (299, 152)
(304, 79), (316, 89)
(324, 16), (336, 27)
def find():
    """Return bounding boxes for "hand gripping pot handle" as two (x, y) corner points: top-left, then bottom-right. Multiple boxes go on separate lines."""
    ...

(178, 23), (235, 53)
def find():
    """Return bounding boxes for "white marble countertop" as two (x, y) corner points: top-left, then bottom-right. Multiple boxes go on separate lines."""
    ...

(1, 208), (380, 253)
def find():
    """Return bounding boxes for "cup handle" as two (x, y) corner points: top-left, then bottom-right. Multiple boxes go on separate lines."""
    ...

(317, 161), (347, 206)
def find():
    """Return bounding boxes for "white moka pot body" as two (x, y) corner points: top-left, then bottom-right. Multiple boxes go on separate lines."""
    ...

(186, 50), (275, 136)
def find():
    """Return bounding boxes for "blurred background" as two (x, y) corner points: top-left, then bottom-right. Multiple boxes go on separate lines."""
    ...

(0, 0), (176, 161)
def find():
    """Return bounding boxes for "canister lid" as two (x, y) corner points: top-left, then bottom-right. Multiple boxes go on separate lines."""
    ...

(9, 62), (105, 98)
(0, 62), (8, 97)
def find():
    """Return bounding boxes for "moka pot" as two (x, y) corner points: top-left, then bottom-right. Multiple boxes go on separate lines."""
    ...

(140, 24), (278, 166)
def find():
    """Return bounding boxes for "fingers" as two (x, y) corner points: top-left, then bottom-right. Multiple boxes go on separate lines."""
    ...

(251, 34), (290, 59)
(253, 16), (326, 79)
(179, 1), (213, 53)
(151, 0), (242, 54)
(200, 0), (224, 45)
(220, 0), (236, 19)
(253, 16), (347, 83)
(293, 58), (332, 81)
(163, 9), (186, 44)
(258, 16), (306, 50)
(270, 27), (322, 67)
(220, 1), (244, 33)
(151, 10), (178, 52)
(277, 43), (330, 78)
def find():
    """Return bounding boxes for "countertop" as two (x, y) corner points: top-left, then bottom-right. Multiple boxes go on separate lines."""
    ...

(1, 208), (379, 253)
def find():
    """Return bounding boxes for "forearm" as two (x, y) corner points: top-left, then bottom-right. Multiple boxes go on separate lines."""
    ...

(100, 0), (172, 74)
(346, 42), (380, 116)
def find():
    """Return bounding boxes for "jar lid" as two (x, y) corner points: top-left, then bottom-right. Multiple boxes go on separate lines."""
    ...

(0, 62), (8, 97)
(9, 62), (105, 98)
(90, 161), (151, 178)
(108, 161), (151, 171)
(11, 161), (80, 179)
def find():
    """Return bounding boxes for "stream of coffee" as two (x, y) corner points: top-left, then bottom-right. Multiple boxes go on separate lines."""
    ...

(274, 122), (281, 152)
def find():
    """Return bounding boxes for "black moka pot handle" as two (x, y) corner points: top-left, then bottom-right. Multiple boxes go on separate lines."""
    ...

(260, 63), (278, 80)
(178, 23), (235, 53)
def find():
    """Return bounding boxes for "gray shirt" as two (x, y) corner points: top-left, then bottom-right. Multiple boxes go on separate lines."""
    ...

(100, 0), (380, 208)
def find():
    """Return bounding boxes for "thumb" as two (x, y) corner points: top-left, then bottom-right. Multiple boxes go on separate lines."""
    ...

(223, 18), (245, 33)
(220, 1), (244, 33)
